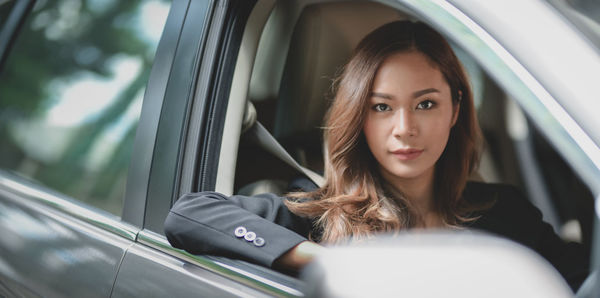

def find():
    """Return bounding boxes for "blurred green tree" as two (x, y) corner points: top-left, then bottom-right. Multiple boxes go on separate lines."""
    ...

(0, 0), (170, 215)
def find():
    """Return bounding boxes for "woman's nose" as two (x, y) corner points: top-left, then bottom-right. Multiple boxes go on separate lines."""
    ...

(392, 109), (417, 138)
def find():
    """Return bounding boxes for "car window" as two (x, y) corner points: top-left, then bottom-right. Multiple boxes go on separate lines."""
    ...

(236, 0), (595, 244)
(0, 0), (170, 216)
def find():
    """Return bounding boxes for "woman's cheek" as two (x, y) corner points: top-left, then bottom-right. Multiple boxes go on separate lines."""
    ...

(364, 118), (387, 152)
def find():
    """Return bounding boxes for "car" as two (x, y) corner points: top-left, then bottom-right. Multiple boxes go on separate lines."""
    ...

(0, 0), (598, 297)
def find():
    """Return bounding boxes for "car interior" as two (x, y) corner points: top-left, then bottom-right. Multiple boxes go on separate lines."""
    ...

(214, 0), (594, 281)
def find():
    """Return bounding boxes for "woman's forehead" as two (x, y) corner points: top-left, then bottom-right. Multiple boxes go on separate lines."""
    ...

(372, 52), (449, 95)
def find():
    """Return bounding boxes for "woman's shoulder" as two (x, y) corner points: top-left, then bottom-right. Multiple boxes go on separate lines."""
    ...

(463, 181), (542, 222)
(464, 181), (519, 197)
(463, 183), (589, 291)
(464, 181), (527, 207)
(462, 182), (538, 249)
(463, 181), (544, 233)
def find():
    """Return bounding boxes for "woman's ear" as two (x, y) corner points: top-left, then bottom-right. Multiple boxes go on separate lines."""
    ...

(451, 91), (462, 126)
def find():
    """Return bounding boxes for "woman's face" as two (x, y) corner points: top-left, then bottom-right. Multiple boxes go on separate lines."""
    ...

(363, 51), (459, 185)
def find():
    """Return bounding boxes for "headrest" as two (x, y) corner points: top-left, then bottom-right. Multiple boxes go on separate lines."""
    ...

(273, 2), (407, 139)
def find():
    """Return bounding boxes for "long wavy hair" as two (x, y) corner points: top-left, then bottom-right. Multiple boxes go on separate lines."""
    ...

(285, 21), (484, 243)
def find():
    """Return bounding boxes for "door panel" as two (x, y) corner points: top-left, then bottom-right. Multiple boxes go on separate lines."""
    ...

(111, 242), (270, 297)
(0, 179), (132, 297)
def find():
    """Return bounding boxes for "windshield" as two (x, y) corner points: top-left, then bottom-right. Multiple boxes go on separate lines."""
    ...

(547, 0), (600, 51)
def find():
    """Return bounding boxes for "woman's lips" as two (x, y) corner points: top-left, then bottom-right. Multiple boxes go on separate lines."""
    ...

(390, 148), (424, 160)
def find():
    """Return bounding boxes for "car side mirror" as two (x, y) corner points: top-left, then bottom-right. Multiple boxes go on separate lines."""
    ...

(301, 231), (573, 298)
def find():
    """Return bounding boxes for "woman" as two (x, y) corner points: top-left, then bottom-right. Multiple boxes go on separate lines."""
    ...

(164, 21), (588, 291)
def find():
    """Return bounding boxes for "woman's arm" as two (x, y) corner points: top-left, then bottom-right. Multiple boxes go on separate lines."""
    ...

(275, 240), (324, 271)
(164, 191), (315, 268)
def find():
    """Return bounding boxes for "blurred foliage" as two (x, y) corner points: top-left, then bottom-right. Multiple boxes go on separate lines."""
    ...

(1, 0), (151, 116)
(0, 0), (170, 215)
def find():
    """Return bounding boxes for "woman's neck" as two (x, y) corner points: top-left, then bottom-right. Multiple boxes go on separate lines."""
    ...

(381, 167), (440, 227)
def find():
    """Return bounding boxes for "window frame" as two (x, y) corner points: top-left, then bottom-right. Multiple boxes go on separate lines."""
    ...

(122, 0), (202, 229)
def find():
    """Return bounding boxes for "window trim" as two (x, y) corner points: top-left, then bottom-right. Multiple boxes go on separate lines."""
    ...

(122, 0), (193, 228)
(140, 0), (215, 233)
(193, 0), (258, 194)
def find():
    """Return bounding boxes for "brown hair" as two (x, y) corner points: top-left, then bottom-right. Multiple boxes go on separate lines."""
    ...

(285, 20), (483, 243)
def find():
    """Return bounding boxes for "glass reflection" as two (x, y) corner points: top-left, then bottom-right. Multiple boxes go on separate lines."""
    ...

(0, 0), (171, 216)
(0, 197), (126, 295)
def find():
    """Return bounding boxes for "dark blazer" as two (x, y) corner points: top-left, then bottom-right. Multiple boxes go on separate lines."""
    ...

(164, 181), (589, 291)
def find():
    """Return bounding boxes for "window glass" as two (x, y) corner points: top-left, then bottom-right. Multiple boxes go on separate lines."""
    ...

(0, 0), (171, 216)
(0, 0), (15, 28)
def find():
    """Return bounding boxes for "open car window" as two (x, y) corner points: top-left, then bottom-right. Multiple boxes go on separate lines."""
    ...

(221, 0), (594, 250)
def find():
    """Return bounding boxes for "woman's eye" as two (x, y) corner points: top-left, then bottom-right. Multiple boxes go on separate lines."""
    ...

(372, 103), (391, 112)
(416, 100), (435, 110)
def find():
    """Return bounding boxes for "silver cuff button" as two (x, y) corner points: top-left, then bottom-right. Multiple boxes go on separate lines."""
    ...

(253, 237), (265, 247)
(234, 226), (247, 237)
(244, 231), (257, 241)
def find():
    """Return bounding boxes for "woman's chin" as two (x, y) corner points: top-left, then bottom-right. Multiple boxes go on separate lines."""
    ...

(381, 165), (431, 181)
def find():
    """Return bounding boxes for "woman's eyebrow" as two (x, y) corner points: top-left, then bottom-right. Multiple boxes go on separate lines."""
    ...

(370, 88), (440, 100)
(370, 92), (394, 100)
(412, 88), (440, 98)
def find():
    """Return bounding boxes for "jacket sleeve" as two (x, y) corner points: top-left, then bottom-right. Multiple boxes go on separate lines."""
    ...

(164, 191), (313, 267)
